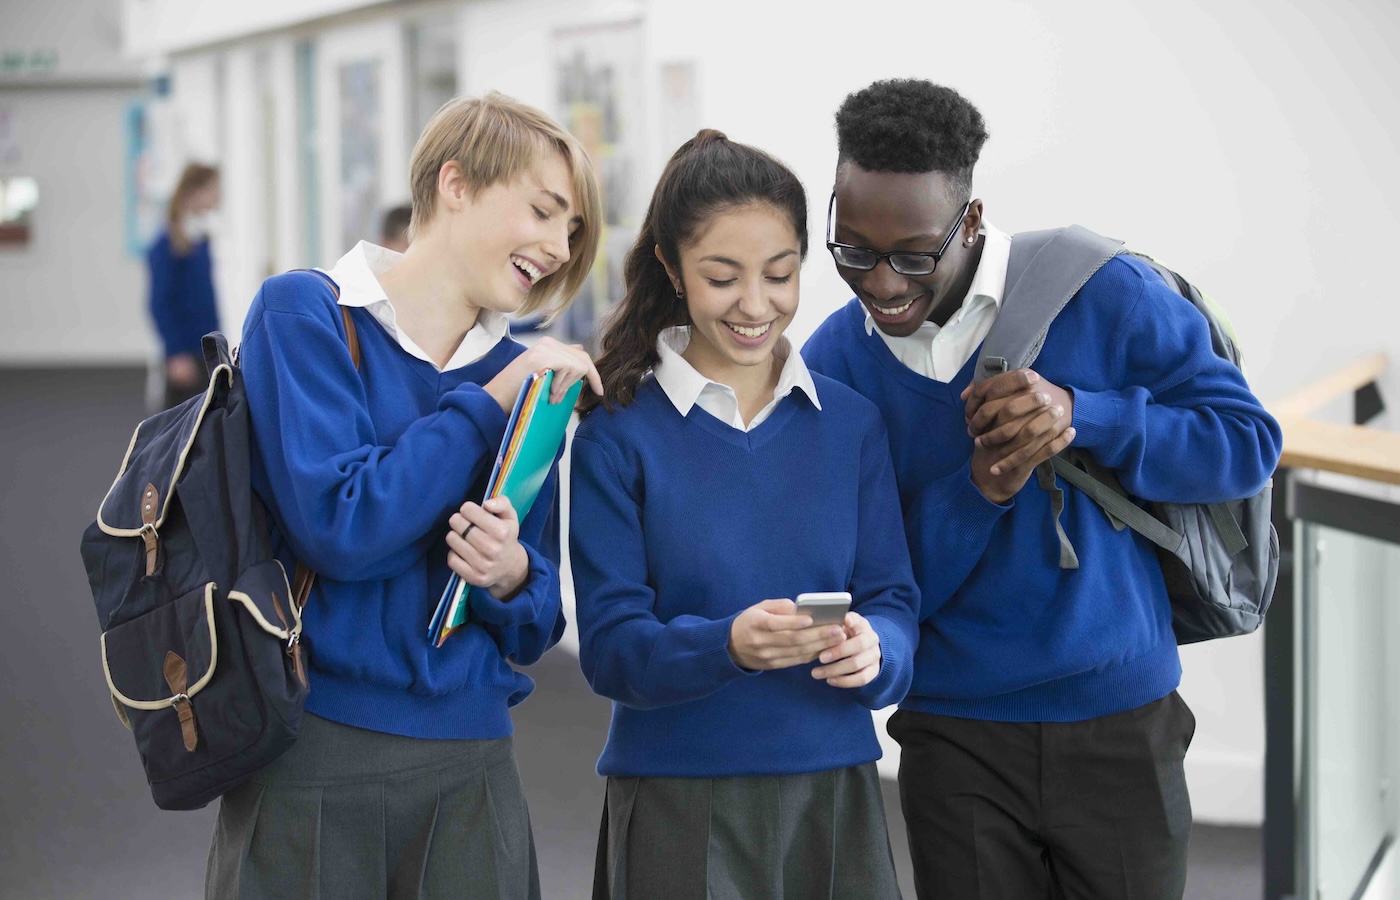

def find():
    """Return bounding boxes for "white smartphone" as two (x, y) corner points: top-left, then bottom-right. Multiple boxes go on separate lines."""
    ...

(794, 591), (852, 626)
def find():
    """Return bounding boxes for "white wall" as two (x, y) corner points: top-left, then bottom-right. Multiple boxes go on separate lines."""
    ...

(0, 0), (147, 364)
(0, 86), (151, 364)
(2, 0), (135, 80)
(120, 0), (384, 57)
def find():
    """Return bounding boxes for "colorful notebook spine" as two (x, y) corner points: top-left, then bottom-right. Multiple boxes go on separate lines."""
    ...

(428, 369), (575, 648)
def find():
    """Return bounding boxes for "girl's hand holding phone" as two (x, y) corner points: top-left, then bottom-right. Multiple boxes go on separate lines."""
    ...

(728, 599), (846, 671)
(446, 496), (529, 601)
(810, 611), (883, 688)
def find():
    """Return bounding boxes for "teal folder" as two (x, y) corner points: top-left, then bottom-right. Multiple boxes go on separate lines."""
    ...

(429, 370), (582, 647)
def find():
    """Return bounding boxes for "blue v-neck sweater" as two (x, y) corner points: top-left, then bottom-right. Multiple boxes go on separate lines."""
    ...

(802, 254), (1282, 722)
(570, 377), (920, 777)
(238, 271), (565, 739)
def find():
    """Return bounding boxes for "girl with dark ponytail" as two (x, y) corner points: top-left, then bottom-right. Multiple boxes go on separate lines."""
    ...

(570, 130), (917, 899)
(578, 128), (736, 415)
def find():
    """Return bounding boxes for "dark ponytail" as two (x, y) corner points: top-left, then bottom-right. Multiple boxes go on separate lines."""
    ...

(579, 129), (808, 415)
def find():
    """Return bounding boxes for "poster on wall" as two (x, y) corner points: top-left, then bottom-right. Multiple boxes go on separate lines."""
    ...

(0, 176), (37, 247)
(122, 82), (184, 258)
(0, 108), (35, 247)
(549, 20), (645, 346)
(123, 101), (161, 257)
(339, 59), (382, 257)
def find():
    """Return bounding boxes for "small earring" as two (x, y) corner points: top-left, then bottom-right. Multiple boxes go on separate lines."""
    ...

(675, 287), (685, 299)
(965, 236), (976, 246)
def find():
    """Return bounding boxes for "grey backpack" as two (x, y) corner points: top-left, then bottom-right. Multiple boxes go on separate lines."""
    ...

(976, 225), (1278, 644)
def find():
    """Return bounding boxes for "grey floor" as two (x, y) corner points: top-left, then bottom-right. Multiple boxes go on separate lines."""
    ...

(0, 366), (1261, 899)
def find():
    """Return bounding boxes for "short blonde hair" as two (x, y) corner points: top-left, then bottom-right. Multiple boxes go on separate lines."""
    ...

(409, 91), (603, 319)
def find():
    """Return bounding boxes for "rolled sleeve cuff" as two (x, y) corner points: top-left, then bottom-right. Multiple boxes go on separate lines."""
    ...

(469, 541), (556, 627)
(697, 611), (763, 683)
(1069, 387), (1125, 452)
(942, 459), (1014, 524)
(852, 615), (910, 710)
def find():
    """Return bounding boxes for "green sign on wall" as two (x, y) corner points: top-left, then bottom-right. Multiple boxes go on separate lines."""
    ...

(0, 49), (59, 77)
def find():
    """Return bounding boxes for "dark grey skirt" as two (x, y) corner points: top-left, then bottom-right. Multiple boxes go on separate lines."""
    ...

(206, 713), (539, 900)
(593, 762), (901, 900)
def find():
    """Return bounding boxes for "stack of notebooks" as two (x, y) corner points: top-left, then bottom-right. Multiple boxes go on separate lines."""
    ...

(428, 369), (583, 648)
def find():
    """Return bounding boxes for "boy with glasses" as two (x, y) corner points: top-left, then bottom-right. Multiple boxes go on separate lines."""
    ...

(802, 79), (1282, 899)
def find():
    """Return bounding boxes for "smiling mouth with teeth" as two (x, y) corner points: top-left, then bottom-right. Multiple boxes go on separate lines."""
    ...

(511, 256), (542, 285)
(726, 321), (771, 339)
(875, 298), (916, 317)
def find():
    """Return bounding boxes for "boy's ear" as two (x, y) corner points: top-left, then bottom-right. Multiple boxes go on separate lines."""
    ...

(654, 244), (682, 294)
(963, 199), (985, 244)
(437, 161), (468, 213)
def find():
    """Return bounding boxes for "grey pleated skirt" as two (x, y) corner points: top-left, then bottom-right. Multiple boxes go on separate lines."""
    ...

(593, 762), (901, 900)
(205, 713), (539, 900)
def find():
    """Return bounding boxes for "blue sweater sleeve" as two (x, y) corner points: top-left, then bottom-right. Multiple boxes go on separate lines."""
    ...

(845, 416), (920, 709)
(903, 460), (1013, 621)
(468, 465), (567, 665)
(570, 433), (755, 710)
(147, 238), (182, 358)
(1068, 267), (1283, 503)
(240, 282), (509, 582)
(803, 321), (1012, 622)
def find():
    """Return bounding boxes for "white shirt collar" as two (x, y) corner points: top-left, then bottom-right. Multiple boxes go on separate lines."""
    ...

(863, 223), (1012, 336)
(652, 325), (821, 430)
(322, 240), (510, 371)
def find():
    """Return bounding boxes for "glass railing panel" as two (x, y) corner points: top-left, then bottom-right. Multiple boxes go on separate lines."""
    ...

(1302, 520), (1400, 899)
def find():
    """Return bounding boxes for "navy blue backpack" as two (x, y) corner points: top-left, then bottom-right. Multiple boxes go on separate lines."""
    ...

(79, 273), (357, 810)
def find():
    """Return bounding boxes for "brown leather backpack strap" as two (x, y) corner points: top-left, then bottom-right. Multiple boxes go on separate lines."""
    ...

(291, 562), (316, 613)
(284, 270), (360, 613)
(293, 268), (361, 373)
(341, 306), (361, 371)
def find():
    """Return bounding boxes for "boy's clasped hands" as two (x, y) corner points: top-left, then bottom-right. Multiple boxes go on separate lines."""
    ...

(961, 368), (1077, 503)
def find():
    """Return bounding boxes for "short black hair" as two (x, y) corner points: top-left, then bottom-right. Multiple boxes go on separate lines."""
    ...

(835, 79), (989, 198)
(380, 204), (412, 242)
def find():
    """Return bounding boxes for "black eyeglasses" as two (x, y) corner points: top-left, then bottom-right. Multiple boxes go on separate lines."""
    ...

(825, 192), (971, 277)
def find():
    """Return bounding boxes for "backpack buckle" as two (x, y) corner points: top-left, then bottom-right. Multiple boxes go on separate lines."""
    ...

(138, 522), (159, 576)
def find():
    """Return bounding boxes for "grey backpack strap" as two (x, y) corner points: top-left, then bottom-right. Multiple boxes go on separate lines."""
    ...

(1050, 457), (1187, 556)
(1034, 462), (1079, 569)
(974, 226), (1125, 568)
(1207, 502), (1249, 557)
(975, 225), (1125, 381)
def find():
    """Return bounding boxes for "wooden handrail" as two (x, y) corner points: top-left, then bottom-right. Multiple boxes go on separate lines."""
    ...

(1277, 416), (1400, 487)
(1271, 352), (1388, 419)
(1268, 352), (1399, 486)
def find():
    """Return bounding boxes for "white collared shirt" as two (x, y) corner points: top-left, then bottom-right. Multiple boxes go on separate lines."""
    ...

(321, 240), (510, 371)
(864, 223), (1012, 382)
(651, 326), (822, 431)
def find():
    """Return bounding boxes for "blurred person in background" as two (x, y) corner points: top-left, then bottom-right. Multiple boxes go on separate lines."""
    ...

(147, 162), (221, 409)
(380, 202), (413, 253)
